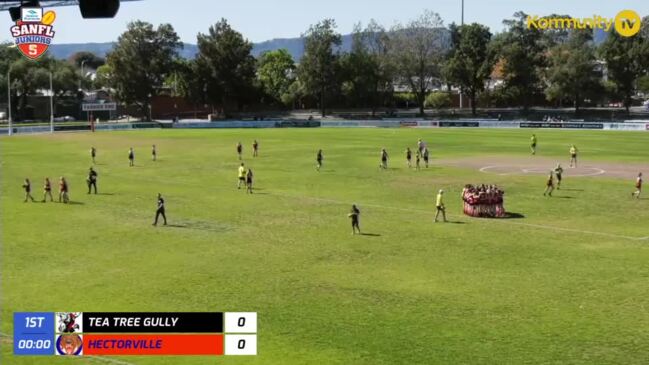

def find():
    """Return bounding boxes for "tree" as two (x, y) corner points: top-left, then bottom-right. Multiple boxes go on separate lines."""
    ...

(107, 21), (181, 119)
(257, 49), (296, 107)
(8, 57), (50, 119)
(388, 10), (447, 116)
(424, 91), (451, 109)
(196, 19), (257, 116)
(94, 64), (113, 90)
(0, 43), (21, 108)
(444, 23), (494, 115)
(298, 19), (342, 117)
(600, 22), (649, 112)
(638, 75), (649, 95)
(496, 11), (546, 110)
(69, 51), (105, 69)
(339, 20), (392, 115)
(545, 30), (602, 112)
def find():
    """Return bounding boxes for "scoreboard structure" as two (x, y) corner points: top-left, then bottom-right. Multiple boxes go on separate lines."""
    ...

(14, 312), (257, 356)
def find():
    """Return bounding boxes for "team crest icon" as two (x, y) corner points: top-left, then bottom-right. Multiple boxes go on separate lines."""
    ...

(56, 312), (83, 333)
(10, 7), (56, 59)
(56, 334), (83, 356)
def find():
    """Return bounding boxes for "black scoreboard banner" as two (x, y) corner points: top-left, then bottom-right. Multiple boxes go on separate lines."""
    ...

(82, 312), (224, 333)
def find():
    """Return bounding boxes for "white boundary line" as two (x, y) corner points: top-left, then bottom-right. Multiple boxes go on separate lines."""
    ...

(273, 192), (648, 241)
(0, 332), (137, 365)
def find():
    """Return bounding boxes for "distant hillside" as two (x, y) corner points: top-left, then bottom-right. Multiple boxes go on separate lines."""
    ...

(49, 34), (355, 61)
(48, 28), (607, 61)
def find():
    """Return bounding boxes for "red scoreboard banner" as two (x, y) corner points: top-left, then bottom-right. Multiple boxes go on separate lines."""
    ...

(14, 312), (257, 356)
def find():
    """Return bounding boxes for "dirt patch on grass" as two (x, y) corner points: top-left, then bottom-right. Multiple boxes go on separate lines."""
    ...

(441, 155), (648, 180)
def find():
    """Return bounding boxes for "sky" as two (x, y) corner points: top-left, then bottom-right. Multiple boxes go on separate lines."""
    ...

(2, 0), (649, 44)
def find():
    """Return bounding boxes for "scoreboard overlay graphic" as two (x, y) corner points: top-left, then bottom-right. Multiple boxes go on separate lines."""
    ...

(14, 312), (257, 356)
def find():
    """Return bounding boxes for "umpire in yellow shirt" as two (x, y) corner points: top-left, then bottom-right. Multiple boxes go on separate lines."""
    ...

(435, 189), (447, 223)
(238, 163), (247, 189)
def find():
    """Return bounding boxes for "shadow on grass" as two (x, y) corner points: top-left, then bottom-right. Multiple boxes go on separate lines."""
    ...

(67, 201), (84, 205)
(163, 220), (233, 233)
(502, 212), (525, 219)
(163, 224), (186, 228)
(360, 233), (381, 237)
(556, 196), (575, 199)
(559, 188), (584, 192)
(97, 192), (115, 196)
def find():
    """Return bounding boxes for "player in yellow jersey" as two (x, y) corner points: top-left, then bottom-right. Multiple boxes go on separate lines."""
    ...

(237, 163), (247, 189)
(434, 190), (447, 223)
(632, 172), (642, 199)
(569, 145), (578, 168)
(530, 134), (537, 155)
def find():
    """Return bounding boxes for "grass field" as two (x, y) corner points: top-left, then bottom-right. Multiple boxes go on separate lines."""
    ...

(2, 128), (649, 365)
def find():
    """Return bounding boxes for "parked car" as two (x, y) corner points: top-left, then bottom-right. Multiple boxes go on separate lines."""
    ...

(53, 116), (76, 122)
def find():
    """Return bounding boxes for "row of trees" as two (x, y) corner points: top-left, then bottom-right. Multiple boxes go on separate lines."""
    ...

(3, 10), (649, 120)
(0, 46), (88, 120)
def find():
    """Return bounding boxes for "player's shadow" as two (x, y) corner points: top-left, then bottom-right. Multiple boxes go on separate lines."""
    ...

(97, 193), (115, 196)
(67, 201), (85, 205)
(164, 223), (188, 229)
(360, 233), (381, 237)
(555, 196), (575, 199)
(559, 188), (583, 192)
(501, 212), (525, 219)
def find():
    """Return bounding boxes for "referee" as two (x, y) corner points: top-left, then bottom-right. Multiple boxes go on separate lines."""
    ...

(153, 193), (167, 226)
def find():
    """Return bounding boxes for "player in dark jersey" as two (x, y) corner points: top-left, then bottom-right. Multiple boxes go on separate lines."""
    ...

(543, 171), (554, 197)
(42, 177), (53, 202)
(59, 177), (69, 204)
(415, 149), (421, 171)
(90, 147), (96, 164)
(252, 140), (259, 157)
(316, 149), (323, 171)
(405, 147), (412, 168)
(153, 193), (167, 226)
(246, 168), (254, 194)
(86, 167), (98, 194)
(380, 148), (389, 169)
(152, 144), (157, 161)
(128, 147), (135, 167)
(423, 148), (429, 168)
(348, 204), (361, 235)
(554, 164), (563, 190)
(236, 142), (243, 160)
(22, 178), (35, 202)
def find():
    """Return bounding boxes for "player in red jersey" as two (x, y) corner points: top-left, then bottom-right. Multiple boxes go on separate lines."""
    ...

(59, 176), (69, 203)
(43, 177), (53, 202)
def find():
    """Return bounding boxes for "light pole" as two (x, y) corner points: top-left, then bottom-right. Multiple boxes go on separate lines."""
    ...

(459, 0), (464, 111)
(7, 68), (12, 136)
(49, 71), (54, 133)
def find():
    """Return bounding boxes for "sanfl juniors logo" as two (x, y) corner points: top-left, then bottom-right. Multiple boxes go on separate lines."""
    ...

(10, 7), (56, 59)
